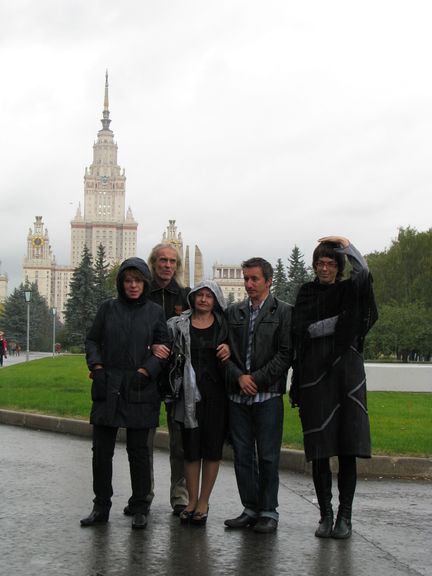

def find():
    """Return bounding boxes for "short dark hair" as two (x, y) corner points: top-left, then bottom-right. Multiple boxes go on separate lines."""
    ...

(241, 257), (273, 281)
(121, 268), (146, 283)
(312, 242), (345, 282)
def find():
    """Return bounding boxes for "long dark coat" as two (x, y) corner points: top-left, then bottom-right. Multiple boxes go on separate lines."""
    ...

(291, 262), (377, 462)
(85, 257), (169, 429)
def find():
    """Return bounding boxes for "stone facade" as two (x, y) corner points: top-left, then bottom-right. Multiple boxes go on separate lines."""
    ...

(22, 216), (74, 321)
(212, 262), (246, 303)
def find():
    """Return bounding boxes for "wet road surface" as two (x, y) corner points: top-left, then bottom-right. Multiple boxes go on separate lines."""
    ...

(1, 424), (430, 576)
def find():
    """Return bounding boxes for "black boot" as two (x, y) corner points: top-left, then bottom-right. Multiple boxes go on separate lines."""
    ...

(312, 459), (333, 538)
(331, 456), (356, 539)
(80, 508), (109, 527)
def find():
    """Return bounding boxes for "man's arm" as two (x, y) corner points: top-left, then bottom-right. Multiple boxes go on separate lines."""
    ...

(251, 304), (293, 391)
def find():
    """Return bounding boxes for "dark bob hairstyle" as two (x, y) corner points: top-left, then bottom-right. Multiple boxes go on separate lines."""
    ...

(312, 241), (346, 282)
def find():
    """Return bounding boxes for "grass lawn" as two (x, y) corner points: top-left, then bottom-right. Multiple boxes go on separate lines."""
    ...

(0, 356), (430, 457)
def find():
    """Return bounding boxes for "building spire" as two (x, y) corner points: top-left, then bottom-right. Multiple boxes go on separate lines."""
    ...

(101, 69), (111, 131)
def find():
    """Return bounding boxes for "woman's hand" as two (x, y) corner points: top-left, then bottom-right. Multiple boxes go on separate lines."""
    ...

(151, 344), (171, 359)
(318, 235), (350, 248)
(216, 343), (231, 362)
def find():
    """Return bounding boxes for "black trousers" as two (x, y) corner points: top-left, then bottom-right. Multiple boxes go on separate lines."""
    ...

(92, 425), (150, 513)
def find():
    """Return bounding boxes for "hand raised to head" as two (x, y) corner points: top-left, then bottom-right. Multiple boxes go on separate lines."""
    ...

(318, 236), (350, 248)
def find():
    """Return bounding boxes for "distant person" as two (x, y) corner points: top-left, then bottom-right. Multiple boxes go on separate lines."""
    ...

(0, 333), (7, 366)
(80, 257), (169, 530)
(290, 236), (378, 539)
(224, 258), (293, 533)
(133, 242), (190, 518)
(166, 280), (230, 525)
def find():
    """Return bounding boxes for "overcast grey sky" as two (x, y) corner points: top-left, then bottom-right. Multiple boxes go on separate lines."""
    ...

(2, 0), (432, 292)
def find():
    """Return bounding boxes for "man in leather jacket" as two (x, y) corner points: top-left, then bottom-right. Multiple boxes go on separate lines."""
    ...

(224, 257), (293, 533)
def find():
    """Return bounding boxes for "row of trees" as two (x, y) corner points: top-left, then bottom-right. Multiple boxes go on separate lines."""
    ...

(0, 283), (60, 351)
(365, 227), (432, 361)
(1, 227), (431, 361)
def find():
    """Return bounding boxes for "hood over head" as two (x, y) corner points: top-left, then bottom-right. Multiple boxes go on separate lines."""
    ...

(116, 257), (152, 302)
(187, 280), (226, 312)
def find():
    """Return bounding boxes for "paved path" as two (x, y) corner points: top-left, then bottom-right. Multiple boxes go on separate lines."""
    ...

(1, 424), (430, 576)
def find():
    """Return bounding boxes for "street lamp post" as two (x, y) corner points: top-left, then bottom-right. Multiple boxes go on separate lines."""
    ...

(52, 307), (57, 358)
(24, 290), (32, 362)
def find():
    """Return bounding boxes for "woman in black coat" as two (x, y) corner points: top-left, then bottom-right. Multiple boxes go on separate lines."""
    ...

(80, 257), (169, 530)
(291, 236), (377, 540)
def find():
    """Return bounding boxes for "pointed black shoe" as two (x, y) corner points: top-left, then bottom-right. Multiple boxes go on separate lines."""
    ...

(80, 509), (109, 527)
(331, 515), (352, 539)
(132, 512), (147, 530)
(315, 514), (333, 538)
(224, 512), (257, 529)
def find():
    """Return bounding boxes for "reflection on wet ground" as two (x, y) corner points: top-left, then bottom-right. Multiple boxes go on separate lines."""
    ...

(1, 425), (430, 576)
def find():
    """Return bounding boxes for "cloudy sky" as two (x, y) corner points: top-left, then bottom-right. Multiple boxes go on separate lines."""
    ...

(2, 0), (432, 292)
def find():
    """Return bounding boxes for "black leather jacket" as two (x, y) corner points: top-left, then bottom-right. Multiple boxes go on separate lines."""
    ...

(149, 278), (190, 320)
(225, 294), (293, 395)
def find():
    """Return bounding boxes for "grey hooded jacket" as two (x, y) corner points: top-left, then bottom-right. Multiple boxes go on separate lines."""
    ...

(167, 280), (227, 429)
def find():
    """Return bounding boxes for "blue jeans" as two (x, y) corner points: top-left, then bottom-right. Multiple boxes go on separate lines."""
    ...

(229, 396), (284, 521)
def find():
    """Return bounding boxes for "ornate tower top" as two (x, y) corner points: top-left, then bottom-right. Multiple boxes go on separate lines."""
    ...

(101, 70), (111, 132)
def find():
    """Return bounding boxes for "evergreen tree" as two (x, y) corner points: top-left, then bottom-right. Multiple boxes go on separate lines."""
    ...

(286, 245), (311, 304)
(94, 243), (111, 307)
(106, 262), (120, 297)
(0, 282), (52, 351)
(272, 258), (289, 301)
(63, 246), (97, 350)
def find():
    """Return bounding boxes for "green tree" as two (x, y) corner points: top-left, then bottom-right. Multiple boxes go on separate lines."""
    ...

(367, 227), (432, 308)
(272, 258), (289, 301)
(287, 245), (311, 304)
(63, 246), (97, 350)
(365, 301), (432, 362)
(106, 262), (120, 297)
(94, 243), (111, 307)
(0, 283), (52, 351)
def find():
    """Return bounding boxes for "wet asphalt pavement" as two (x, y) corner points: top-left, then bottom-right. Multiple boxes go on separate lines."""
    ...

(1, 424), (431, 576)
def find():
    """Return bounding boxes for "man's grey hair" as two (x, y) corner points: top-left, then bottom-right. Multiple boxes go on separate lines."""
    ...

(148, 242), (184, 287)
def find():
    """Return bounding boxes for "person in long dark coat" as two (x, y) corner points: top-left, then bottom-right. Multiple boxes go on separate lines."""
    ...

(291, 236), (377, 539)
(80, 257), (169, 530)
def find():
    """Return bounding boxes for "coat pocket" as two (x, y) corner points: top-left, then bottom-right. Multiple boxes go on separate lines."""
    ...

(128, 371), (158, 404)
(91, 369), (107, 401)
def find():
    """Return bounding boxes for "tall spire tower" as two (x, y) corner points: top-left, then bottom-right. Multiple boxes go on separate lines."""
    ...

(70, 71), (138, 266)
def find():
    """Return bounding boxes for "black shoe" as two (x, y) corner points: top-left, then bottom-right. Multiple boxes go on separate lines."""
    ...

(132, 512), (147, 530)
(253, 517), (278, 534)
(190, 508), (209, 526)
(224, 512), (257, 529)
(179, 509), (195, 525)
(331, 515), (352, 539)
(172, 504), (187, 517)
(315, 514), (333, 538)
(123, 505), (133, 516)
(80, 509), (109, 527)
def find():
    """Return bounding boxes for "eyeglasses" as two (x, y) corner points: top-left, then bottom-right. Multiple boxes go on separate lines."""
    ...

(316, 259), (338, 270)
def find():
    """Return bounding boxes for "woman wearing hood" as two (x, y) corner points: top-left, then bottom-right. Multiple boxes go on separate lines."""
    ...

(166, 280), (230, 525)
(80, 257), (169, 530)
